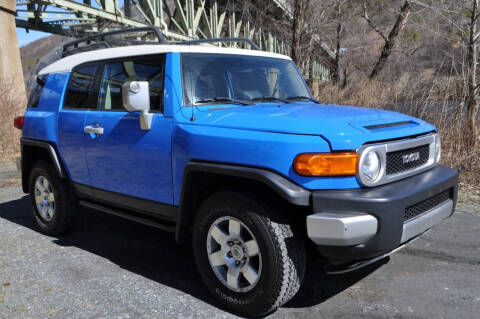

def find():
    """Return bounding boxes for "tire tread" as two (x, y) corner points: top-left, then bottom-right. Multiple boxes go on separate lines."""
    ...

(193, 191), (305, 316)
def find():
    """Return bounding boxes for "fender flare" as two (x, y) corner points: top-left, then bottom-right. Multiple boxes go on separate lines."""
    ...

(21, 138), (66, 192)
(175, 161), (311, 242)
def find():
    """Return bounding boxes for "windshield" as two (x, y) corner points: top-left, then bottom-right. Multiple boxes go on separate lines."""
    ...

(182, 53), (312, 106)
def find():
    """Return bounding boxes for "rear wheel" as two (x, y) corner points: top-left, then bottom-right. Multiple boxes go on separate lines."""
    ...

(192, 191), (305, 316)
(29, 161), (80, 235)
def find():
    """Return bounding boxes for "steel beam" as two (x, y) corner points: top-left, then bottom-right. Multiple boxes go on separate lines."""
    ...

(14, 0), (330, 79)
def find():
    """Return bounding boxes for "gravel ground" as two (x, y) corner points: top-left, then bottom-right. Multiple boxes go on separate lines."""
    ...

(1, 161), (479, 319)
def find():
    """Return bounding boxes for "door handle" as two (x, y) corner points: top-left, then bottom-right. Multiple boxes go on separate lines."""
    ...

(84, 125), (104, 135)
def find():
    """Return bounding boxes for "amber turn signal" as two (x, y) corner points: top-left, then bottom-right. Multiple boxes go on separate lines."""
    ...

(294, 152), (359, 176)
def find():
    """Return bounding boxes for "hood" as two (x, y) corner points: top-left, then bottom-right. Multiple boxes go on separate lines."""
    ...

(188, 102), (436, 150)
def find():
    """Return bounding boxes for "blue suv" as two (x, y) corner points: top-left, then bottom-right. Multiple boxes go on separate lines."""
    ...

(15, 29), (458, 316)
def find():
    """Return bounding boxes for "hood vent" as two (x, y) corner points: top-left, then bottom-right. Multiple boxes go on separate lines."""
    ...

(364, 121), (413, 130)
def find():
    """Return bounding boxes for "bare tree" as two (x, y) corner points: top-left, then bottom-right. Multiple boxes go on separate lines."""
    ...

(465, 0), (479, 146)
(409, 0), (479, 146)
(362, 0), (412, 79)
(291, 0), (312, 64)
(332, 0), (345, 84)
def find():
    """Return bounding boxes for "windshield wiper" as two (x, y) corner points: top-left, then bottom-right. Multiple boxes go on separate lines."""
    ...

(194, 97), (253, 106)
(250, 96), (291, 104)
(284, 96), (321, 104)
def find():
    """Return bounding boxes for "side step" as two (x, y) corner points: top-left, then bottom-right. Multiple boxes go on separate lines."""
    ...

(79, 200), (176, 233)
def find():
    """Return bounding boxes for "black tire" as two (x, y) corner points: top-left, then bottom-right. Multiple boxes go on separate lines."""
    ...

(192, 191), (305, 317)
(28, 161), (80, 235)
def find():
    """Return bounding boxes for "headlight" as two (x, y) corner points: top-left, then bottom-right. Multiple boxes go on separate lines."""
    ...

(359, 150), (381, 182)
(435, 135), (441, 163)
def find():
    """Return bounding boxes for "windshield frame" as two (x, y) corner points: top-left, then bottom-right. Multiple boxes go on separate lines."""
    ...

(180, 52), (312, 107)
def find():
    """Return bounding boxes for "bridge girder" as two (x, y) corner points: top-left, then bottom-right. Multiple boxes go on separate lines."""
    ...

(15, 0), (331, 80)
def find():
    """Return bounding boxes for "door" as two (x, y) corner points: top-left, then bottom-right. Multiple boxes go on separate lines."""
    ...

(83, 55), (174, 205)
(58, 63), (99, 185)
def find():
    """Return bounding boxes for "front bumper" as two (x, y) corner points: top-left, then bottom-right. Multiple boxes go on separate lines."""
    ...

(307, 165), (458, 264)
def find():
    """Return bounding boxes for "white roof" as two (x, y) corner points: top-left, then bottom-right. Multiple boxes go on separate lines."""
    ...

(38, 45), (292, 75)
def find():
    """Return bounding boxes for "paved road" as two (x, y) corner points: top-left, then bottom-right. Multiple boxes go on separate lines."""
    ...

(1, 162), (479, 318)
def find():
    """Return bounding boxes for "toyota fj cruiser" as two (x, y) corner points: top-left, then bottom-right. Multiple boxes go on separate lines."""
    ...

(14, 28), (458, 316)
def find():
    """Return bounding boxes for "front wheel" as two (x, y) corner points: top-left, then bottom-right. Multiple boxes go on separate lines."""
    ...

(192, 191), (305, 316)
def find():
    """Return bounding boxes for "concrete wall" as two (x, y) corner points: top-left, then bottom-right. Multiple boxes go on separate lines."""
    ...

(0, 0), (26, 97)
(0, 0), (25, 160)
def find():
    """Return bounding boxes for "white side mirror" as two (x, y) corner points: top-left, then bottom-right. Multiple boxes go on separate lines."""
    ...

(122, 81), (153, 130)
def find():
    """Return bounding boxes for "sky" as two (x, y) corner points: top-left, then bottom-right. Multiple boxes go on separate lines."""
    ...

(15, 1), (127, 47)
(16, 28), (51, 47)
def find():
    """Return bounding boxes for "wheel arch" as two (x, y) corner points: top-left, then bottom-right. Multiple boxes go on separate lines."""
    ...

(175, 161), (311, 243)
(21, 138), (67, 193)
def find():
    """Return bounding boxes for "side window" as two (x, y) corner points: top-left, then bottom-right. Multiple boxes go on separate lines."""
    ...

(99, 57), (165, 112)
(28, 74), (48, 108)
(64, 64), (97, 109)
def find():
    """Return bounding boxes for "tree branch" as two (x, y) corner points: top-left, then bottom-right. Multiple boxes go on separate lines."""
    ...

(362, 0), (388, 41)
(473, 31), (480, 43)
(472, 82), (480, 94)
(475, 12), (480, 22)
(369, 0), (412, 79)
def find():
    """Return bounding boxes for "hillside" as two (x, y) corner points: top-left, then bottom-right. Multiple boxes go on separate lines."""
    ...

(20, 34), (69, 92)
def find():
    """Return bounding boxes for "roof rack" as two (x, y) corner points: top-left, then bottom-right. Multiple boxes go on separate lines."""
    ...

(62, 26), (168, 57)
(177, 37), (260, 50)
(61, 27), (261, 57)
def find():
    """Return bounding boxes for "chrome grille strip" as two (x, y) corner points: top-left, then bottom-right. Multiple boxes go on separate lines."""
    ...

(357, 133), (438, 187)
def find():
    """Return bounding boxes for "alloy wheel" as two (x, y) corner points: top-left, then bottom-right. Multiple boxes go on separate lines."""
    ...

(34, 175), (55, 222)
(206, 216), (262, 292)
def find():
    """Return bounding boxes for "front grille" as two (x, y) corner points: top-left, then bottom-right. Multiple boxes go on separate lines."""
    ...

(404, 189), (452, 222)
(386, 144), (430, 175)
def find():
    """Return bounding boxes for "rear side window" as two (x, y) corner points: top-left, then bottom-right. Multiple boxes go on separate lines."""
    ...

(64, 64), (97, 109)
(99, 57), (165, 112)
(28, 74), (48, 108)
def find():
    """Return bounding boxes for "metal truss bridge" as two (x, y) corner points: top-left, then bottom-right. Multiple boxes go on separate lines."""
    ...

(14, 0), (332, 80)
